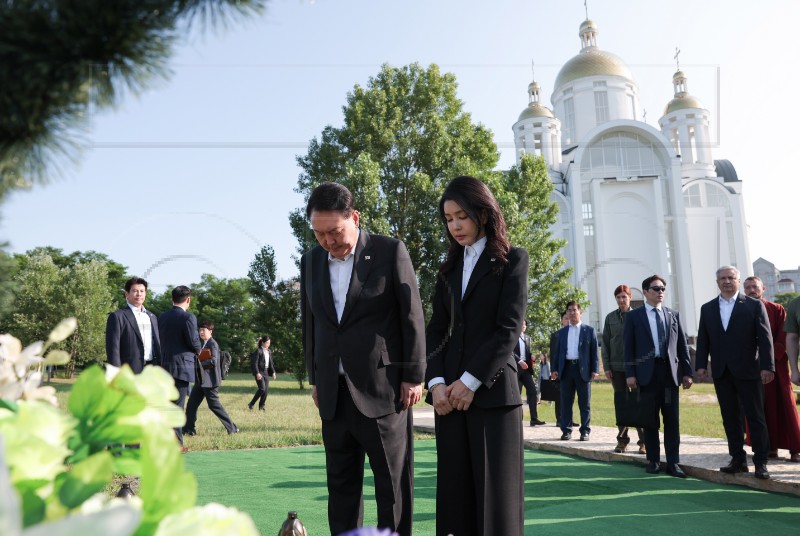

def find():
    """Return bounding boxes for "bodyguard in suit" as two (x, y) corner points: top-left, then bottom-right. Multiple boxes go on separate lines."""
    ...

(105, 276), (161, 373)
(515, 320), (544, 426)
(696, 265), (775, 479)
(301, 182), (426, 536)
(248, 336), (276, 411)
(158, 285), (202, 449)
(551, 301), (599, 441)
(623, 275), (694, 478)
(183, 320), (238, 436)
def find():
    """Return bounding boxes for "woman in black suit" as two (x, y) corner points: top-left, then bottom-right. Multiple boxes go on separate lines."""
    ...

(248, 335), (276, 411)
(425, 176), (529, 536)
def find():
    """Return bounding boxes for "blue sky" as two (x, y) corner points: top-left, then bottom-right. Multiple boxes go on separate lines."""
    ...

(1, 0), (796, 292)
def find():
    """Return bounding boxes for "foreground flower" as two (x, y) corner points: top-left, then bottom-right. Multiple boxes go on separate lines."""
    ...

(154, 503), (258, 536)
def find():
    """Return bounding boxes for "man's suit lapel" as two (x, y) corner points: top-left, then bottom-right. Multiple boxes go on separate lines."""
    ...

(339, 230), (372, 326)
(122, 307), (143, 343)
(728, 293), (748, 330)
(315, 247), (338, 325)
(462, 250), (493, 303)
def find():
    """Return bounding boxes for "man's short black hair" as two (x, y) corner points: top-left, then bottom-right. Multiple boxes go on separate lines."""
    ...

(124, 277), (148, 292)
(199, 320), (214, 331)
(171, 285), (191, 304)
(306, 182), (355, 218)
(642, 274), (666, 291)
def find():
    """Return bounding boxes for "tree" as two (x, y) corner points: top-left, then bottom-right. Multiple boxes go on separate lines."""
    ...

(775, 292), (800, 308)
(291, 63), (500, 307)
(498, 154), (587, 350)
(248, 246), (305, 387)
(0, 0), (265, 200)
(0, 244), (17, 324)
(5, 252), (113, 372)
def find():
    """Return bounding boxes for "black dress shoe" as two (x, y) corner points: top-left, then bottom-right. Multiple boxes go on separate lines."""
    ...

(571, 422), (580, 427)
(666, 464), (686, 478)
(720, 459), (749, 474)
(182, 428), (196, 436)
(579, 433), (589, 441)
(645, 461), (661, 474)
(530, 419), (546, 426)
(560, 432), (572, 440)
(247, 404), (253, 411)
(228, 426), (239, 435)
(258, 406), (266, 412)
(754, 464), (770, 480)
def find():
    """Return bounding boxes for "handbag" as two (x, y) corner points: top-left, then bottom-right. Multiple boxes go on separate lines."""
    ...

(614, 388), (659, 429)
(539, 379), (560, 402)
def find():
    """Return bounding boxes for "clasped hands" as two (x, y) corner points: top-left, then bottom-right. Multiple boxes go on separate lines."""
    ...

(432, 380), (474, 415)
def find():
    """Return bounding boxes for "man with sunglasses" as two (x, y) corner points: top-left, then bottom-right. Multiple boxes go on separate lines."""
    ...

(623, 275), (693, 477)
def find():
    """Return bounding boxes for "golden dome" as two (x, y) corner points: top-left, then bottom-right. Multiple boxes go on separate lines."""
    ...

(663, 95), (705, 115)
(518, 103), (555, 121)
(554, 48), (633, 89)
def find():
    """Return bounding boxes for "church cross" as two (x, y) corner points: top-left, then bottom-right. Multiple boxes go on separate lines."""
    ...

(674, 47), (681, 71)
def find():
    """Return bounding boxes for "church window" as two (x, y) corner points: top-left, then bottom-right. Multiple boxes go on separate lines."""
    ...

(583, 224), (594, 236)
(563, 97), (575, 145)
(595, 91), (609, 124)
(580, 131), (665, 178)
(684, 184), (702, 207)
(582, 202), (593, 219)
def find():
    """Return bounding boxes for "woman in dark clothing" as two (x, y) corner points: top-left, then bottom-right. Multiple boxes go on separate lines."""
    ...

(425, 176), (529, 536)
(248, 335), (276, 411)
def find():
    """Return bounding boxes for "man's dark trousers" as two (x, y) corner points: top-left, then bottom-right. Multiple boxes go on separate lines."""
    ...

(642, 360), (681, 464)
(560, 361), (590, 435)
(322, 377), (413, 536)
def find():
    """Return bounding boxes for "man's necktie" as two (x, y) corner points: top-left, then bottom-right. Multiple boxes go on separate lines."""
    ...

(653, 308), (666, 357)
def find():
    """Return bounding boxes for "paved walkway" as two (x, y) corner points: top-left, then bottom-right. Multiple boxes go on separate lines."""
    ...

(412, 406), (800, 496)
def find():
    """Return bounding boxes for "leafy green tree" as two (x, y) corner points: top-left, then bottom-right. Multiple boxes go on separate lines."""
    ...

(496, 154), (586, 350)
(291, 63), (500, 306)
(248, 246), (305, 387)
(0, 0), (266, 200)
(5, 253), (113, 372)
(775, 292), (800, 308)
(0, 244), (17, 324)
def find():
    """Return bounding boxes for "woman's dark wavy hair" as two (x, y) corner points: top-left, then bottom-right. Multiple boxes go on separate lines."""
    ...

(438, 176), (510, 274)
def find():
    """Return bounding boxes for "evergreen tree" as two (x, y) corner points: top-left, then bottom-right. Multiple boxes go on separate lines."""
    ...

(0, 0), (265, 200)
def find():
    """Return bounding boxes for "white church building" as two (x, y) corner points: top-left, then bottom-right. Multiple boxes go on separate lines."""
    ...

(512, 18), (750, 334)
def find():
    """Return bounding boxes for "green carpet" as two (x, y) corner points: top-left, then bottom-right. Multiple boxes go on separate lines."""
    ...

(185, 440), (800, 535)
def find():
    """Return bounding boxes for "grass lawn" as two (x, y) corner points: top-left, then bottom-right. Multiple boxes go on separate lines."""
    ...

(51, 372), (727, 448)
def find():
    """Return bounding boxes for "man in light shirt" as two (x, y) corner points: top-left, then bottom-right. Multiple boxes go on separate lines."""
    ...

(696, 266), (775, 479)
(105, 276), (161, 373)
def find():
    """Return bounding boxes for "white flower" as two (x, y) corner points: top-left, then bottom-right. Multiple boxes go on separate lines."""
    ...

(154, 503), (259, 536)
(47, 318), (77, 344)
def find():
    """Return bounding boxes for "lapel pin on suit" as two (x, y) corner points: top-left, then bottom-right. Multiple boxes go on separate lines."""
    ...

(365, 256), (371, 260)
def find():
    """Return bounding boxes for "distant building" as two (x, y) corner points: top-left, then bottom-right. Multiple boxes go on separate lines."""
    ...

(752, 257), (800, 300)
(512, 17), (751, 334)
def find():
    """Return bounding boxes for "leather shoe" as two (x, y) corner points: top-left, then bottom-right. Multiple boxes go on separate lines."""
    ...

(790, 452), (800, 463)
(258, 406), (266, 412)
(571, 421), (580, 427)
(182, 428), (196, 436)
(754, 464), (770, 480)
(719, 459), (749, 474)
(638, 442), (647, 455)
(666, 464), (686, 478)
(228, 426), (239, 435)
(247, 404), (253, 411)
(768, 449), (778, 458)
(579, 433), (589, 441)
(645, 461), (660, 474)
(530, 419), (546, 426)
(560, 432), (572, 440)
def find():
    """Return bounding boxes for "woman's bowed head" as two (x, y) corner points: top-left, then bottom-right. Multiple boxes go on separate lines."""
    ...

(439, 175), (510, 273)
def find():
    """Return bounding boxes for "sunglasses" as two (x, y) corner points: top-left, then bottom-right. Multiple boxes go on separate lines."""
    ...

(648, 286), (666, 292)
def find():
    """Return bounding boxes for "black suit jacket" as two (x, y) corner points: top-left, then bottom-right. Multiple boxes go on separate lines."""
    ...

(696, 293), (774, 380)
(553, 323), (599, 382)
(425, 247), (529, 408)
(301, 230), (426, 420)
(158, 306), (202, 384)
(623, 305), (693, 387)
(195, 337), (222, 388)
(513, 335), (533, 374)
(105, 306), (161, 373)
(250, 347), (275, 377)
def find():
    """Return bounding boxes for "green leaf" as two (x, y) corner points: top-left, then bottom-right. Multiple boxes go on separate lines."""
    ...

(19, 487), (46, 528)
(67, 366), (107, 421)
(55, 451), (113, 509)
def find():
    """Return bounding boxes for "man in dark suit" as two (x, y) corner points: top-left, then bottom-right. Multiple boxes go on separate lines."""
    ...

(545, 312), (569, 425)
(105, 276), (161, 373)
(623, 275), (694, 477)
(158, 285), (202, 449)
(183, 320), (238, 436)
(696, 265), (775, 479)
(301, 182), (426, 536)
(516, 320), (544, 426)
(551, 301), (599, 441)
